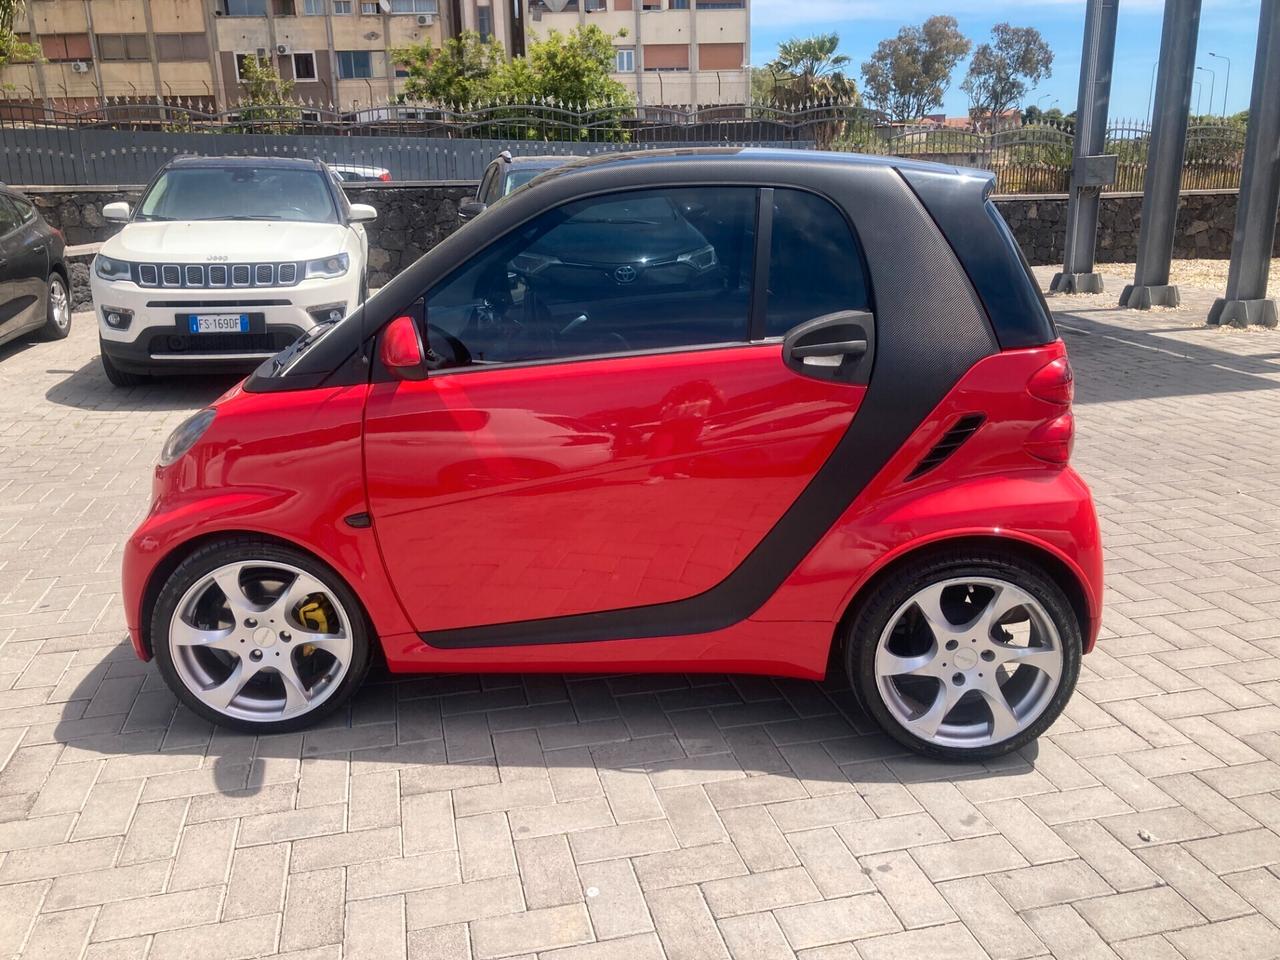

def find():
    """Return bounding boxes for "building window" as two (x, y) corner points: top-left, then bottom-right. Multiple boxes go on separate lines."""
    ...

(642, 43), (689, 71)
(337, 50), (373, 78)
(96, 33), (150, 62)
(476, 5), (493, 40)
(641, 0), (660, 9)
(390, 0), (438, 11)
(360, 1), (378, 12)
(293, 51), (317, 80)
(234, 53), (261, 81)
(155, 33), (210, 62)
(222, 0), (268, 14)
(614, 47), (634, 73)
(302, 0), (325, 12)
(696, 0), (744, 6)
(38, 33), (92, 62)
(669, 0), (688, 8)
(584, 0), (606, 10)
(333, 0), (352, 11)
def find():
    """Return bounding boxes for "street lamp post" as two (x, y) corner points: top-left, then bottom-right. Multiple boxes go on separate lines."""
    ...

(1197, 65), (1215, 118)
(1208, 51), (1231, 114)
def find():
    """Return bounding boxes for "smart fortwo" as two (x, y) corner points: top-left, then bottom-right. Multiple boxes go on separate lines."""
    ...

(122, 149), (1102, 760)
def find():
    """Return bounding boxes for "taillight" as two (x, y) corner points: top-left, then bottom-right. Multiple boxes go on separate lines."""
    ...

(1028, 357), (1073, 405)
(379, 172), (392, 181)
(1026, 412), (1074, 463)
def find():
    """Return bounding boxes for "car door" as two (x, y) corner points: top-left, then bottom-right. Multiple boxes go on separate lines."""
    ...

(363, 185), (878, 640)
(0, 195), (46, 340)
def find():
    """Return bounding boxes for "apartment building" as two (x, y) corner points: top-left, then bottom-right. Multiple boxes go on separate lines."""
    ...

(2, 0), (447, 111)
(520, 0), (750, 106)
(1, 0), (748, 111)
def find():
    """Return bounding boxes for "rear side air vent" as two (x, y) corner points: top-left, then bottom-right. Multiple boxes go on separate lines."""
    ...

(907, 414), (985, 480)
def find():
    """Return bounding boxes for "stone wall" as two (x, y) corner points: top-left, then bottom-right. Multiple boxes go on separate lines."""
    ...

(993, 190), (1245, 266)
(29, 184), (1257, 281)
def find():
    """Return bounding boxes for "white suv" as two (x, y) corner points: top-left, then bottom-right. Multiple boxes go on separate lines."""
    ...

(90, 156), (376, 386)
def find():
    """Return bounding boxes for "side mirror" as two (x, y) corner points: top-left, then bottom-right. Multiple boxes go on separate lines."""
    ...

(348, 203), (378, 223)
(379, 315), (429, 381)
(103, 201), (131, 222)
(458, 199), (487, 222)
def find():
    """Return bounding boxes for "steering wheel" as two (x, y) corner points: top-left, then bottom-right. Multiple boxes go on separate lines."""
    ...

(425, 322), (472, 369)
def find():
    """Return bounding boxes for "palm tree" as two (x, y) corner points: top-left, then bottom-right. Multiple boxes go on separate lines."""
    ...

(764, 33), (856, 106)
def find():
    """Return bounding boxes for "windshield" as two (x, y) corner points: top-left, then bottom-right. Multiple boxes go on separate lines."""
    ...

(136, 167), (339, 223)
(504, 168), (550, 195)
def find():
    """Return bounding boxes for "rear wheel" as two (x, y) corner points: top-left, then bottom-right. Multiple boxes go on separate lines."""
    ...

(846, 551), (1081, 761)
(40, 273), (70, 341)
(100, 346), (150, 387)
(151, 538), (373, 733)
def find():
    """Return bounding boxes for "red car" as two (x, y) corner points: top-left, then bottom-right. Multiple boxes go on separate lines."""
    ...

(123, 150), (1101, 760)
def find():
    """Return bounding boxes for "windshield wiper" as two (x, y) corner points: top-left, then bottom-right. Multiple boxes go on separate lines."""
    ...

(188, 215), (287, 221)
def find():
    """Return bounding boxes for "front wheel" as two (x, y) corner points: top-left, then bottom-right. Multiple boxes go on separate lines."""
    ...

(100, 347), (151, 387)
(846, 551), (1081, 761)
(40, 273), (71, 340)
(151, 537), (373, 734)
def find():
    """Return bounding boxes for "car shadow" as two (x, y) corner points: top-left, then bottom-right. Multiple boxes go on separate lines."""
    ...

(49, 639), (1042, 801)
(44, 357), (239, 412)
(1056, 311), (1280, 405)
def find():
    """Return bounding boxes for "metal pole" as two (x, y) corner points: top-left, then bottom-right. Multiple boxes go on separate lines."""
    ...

(1050, 0), (1119, 295)
(1209, 51), (1231, 114)
(1208, 1), (1280, 327)
(1147, 60), (1157, 123)
(1120, 0), (1202, 310)
(1198, 66), (1215, 118)
(1193, 79), (1202, 115)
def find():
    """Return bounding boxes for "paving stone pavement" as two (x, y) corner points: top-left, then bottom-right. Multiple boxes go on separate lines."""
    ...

(1, 274), (1279, 960)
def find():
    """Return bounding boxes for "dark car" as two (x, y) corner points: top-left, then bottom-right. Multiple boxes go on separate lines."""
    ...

(124, 149), (1101, 761)
(0, 185), (70, 350)
(459, 151), (573, 221)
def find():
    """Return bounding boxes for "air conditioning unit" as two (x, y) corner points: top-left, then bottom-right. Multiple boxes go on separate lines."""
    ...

(276, 43), (291, 55)
(70, 61), (90, 74)
(416, 13), (434, 25)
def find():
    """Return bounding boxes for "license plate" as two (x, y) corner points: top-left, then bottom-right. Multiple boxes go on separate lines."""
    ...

(186, 314), (249, 334)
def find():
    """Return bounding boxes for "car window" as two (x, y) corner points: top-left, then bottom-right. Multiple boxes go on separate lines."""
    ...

(0, 197), (21, 236)
(6, 194), (35, 224)
(135, 167), (339, 223)
(765, 189), (872, 336)
(503, 168), (544, 196)
(423, 187), (757, 367)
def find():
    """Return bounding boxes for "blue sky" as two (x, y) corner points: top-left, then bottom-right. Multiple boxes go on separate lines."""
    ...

(749, 0), (1264, 120)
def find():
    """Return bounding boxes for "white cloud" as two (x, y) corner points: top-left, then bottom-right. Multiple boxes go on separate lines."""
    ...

(748, 0), (1206, 30)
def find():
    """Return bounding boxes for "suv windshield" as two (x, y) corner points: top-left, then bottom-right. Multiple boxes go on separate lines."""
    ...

(136, 167), (339, 223)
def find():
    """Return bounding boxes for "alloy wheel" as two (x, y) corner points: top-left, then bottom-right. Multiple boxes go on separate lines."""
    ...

(873, 576), (1064, 749)
(49, 277), (69, 330)
(168, 560), (354, 723)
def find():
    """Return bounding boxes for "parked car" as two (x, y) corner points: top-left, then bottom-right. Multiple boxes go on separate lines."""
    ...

(122, 149), (1101, 761)
(329, 163), (392, 183)
(459, 151), (573, 221)
(0, 184), (70, 350)
(90, 156), (376, 386)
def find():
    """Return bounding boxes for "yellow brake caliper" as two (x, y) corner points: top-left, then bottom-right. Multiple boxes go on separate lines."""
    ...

(296, 598), (330, 657)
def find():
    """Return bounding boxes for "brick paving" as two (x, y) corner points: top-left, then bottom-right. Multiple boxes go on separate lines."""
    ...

(1, 276), (1279, 959)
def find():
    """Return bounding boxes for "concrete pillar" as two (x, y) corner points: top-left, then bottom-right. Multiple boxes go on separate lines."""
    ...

(1208, 0), (1280, 328)
(1120, 0), (1201, 310)
(1050, 0), (1119, 295)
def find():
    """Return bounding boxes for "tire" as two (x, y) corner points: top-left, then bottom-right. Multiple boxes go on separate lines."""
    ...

(100, 347), (150, 387)
(151, 536), (374, 734)
(845, 550), (1081, 761)
(40, 273), (71, 341)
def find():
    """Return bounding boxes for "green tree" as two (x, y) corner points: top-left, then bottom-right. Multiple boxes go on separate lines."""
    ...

(763, 33), (857, 106)
(0, 0), (41, 77)
(860, 16), (971, 123)
(393, 31), (508, 105)
(236, 55), (300, 131)
(962, 23), (1053, 130)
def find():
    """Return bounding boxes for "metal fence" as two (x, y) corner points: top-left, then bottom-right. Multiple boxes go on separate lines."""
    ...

(0, 101), (1250, 193)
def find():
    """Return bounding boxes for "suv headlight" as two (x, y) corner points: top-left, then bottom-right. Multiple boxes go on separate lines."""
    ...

(304, 253), (350, 279)
(95, 255), (131, 281)
(677, 244), (718, 272)
(160, 409), (216, 466)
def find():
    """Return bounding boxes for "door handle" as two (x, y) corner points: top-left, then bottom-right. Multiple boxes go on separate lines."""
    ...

(789, 339), (868, 360)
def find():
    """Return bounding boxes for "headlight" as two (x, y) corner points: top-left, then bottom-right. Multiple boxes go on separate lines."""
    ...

(95, 255), (131, 281)
(304, 253), (350, 279)
(677, 245), (718, 272)
(160, 409), (216, 466)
